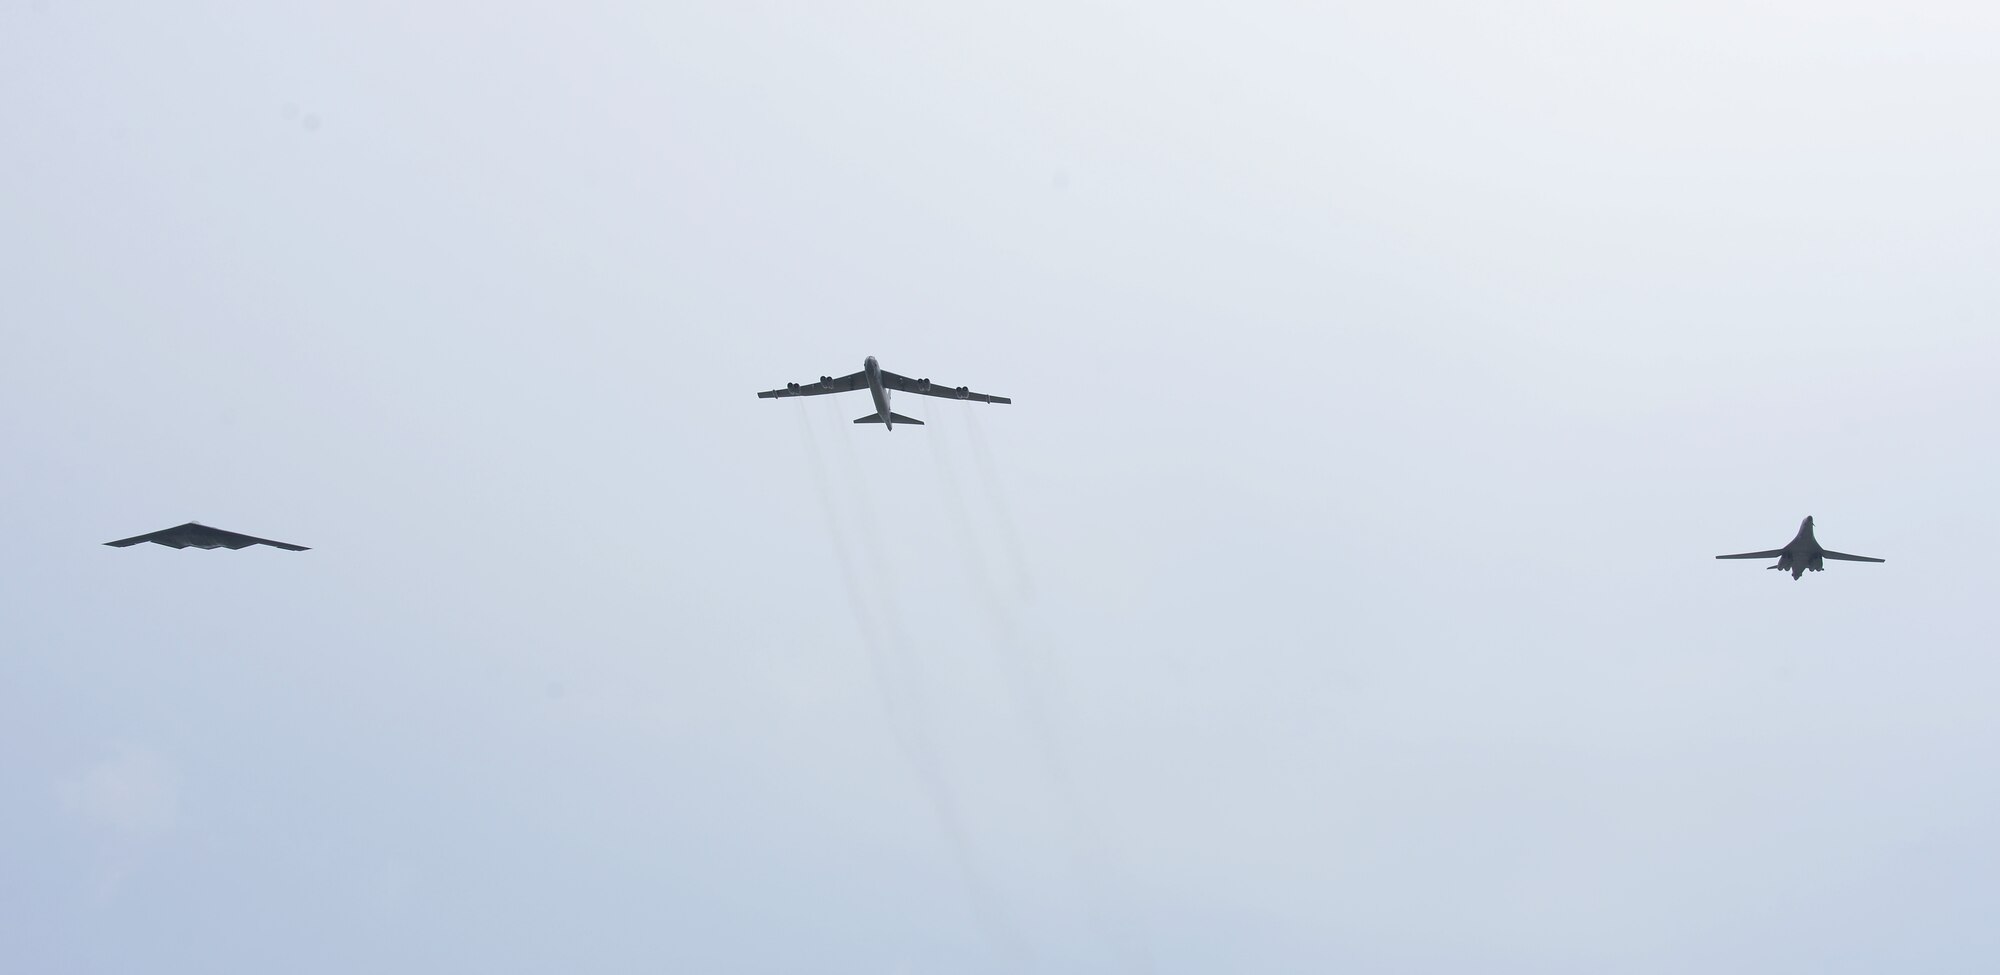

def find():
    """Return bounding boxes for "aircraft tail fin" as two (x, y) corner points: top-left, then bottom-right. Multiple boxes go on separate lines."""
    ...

(853, 412), (925, 426)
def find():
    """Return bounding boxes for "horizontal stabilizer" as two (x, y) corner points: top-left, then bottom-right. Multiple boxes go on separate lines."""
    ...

(853, 412), (925, 425)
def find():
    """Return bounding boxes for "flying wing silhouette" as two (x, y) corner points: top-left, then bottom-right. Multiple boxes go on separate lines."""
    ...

(103, 522), (310, 552)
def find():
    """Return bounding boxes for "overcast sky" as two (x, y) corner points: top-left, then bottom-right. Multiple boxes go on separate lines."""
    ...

(6, 2), (2000, 972)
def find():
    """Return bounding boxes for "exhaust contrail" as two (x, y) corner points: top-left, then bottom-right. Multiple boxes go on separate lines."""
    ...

(800, 400), (1026, 960)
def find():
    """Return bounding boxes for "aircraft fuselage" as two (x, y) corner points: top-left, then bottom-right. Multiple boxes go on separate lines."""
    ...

(863, 355), (894, 428)
(1772, 518), (1827, 580)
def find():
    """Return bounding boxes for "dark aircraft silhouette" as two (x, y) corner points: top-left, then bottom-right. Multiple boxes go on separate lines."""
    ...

(1715, 516), (1881, 580)
(104, 522), (310, 552)
(757, 356), (1010, 431)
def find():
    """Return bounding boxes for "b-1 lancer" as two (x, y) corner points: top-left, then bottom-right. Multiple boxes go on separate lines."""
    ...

(104, 522), (310, 551)
(1715, 516), (1881, 580)
(757, 356), (1010, 431)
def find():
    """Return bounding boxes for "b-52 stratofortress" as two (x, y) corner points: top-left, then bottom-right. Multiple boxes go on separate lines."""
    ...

(1715, 516), (1882, 580)
(104, 521), (310, 551)
(757, 356), (1010, 431)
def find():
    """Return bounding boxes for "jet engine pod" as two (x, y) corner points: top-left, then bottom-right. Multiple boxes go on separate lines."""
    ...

(918, 378), (931, 392)
(788, 382), (800, 390)
(820, 375), (833, 384)
(957, 385), (970, 398)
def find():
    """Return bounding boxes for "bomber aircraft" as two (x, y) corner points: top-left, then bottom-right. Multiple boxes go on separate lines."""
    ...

(104, 521), (310, 551)
(757, 356), (1009, 431)
(1715, 516), (1882, 580)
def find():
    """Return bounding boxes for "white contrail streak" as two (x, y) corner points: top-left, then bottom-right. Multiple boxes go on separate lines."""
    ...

(799, 400), (1025, 959)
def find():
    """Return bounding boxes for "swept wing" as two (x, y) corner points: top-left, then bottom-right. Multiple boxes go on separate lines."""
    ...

(756, 371), (867, 399)
(1820, 550), (1885, 563)
(1714, 549), (1787, 560)
(880, 370), (1011, 404)
(104, 528), (176, 548)
(105, 522), (310, 551)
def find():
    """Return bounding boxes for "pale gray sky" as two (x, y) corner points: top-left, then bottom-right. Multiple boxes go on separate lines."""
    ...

(5, 2), (2000, 972)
